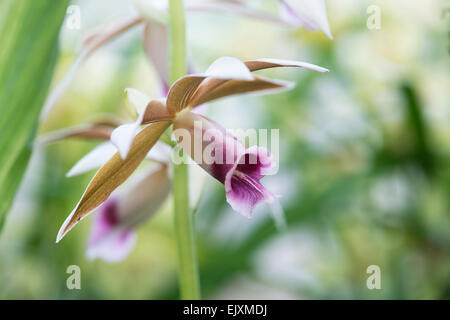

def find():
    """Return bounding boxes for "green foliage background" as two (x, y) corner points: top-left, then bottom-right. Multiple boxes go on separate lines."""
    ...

(0, 0), (448, 299)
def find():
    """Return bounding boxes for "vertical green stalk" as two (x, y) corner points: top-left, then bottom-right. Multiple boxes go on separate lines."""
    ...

(168, 0), (187, 84)
(169, 0), (201, 300)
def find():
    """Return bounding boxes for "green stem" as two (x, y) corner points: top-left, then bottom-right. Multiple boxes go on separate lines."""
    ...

(169, 0), (187, 83)
(169, 0), (200, 300)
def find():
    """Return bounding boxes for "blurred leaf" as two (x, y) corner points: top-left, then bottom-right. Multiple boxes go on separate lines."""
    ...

(0, 0), (69, 231)
(400, 83), (435, 175)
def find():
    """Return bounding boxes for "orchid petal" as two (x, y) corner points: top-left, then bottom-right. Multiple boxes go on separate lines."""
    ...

(142, 22), (170, 93)
(112, 97), (172, 159)
(168, 56), (327, 113)
(224, 147), (277, 217)
(235, 146), (277, 178)
(143, 22), (200, 98)
(173, 112), (245, 181)
(281, 0), (333, 39)
(141, 98), (173, 123)
(166, 75), (207, 114)
(166, 57), (255, 113)
(67, 139), (169, 179)
(56, 121), (171, 242)
(204, 56), (254, 81)
(174, 111), (278, 217)
(225, 174), (275, 217)
(189, 75), (295, 108)
(125, 88), (151, 115)
(66, 142), (118, 178)
(111, 122), (141, 159)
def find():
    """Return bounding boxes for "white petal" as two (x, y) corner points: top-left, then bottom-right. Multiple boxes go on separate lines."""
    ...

(66, 142), (117, 177)
(110, 122), (141, 159)
(125, 88), (150, 115)
(205, 56), (254, 81)
(282, 0), (333, 39)
(111, 98), (170, 160)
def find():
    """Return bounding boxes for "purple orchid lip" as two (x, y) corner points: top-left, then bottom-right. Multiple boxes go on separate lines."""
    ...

(174, 111), (278, 217)
(224, 146), (277, 217)
(86, 197), (137, 263)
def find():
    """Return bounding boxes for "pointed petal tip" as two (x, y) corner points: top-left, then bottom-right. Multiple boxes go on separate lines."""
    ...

(315, 65), (330, 73)
(252, 58), (329, 73)
(320, 22), (333, 40)
(56, 210), (85, 243)
(56, 232), (64, 243)
(118, 149), (128, 160)
(56, 206), (78, 243)
(283, 80), (296, 89)
(65, 171), (75, 178)
(56, 221), (69, 243)
(65, 165), (84, 178)
(124, 88), (150, 115)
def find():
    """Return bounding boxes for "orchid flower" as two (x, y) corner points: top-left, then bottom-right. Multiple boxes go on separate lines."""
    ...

(39, 111), (174, 262)
(41, 88), (209, 262)
(41, 0), (332, 120)
(173, 110), (281, 220)
(55, 56), (328, 243)
(39, 100), (172, 263)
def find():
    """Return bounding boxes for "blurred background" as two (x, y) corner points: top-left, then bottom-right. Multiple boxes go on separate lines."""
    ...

(0, 0), (449, 299)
